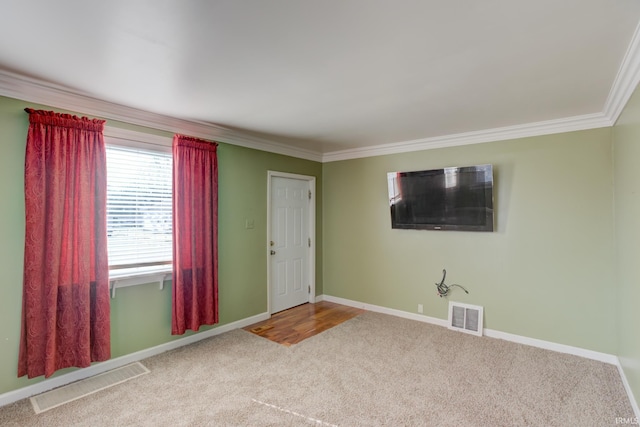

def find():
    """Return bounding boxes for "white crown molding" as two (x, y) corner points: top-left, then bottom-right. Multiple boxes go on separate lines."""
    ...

(0, 69), (323, 162)
(104, 126), (172, 148)
(322, 21), (640, 163)
(322, 113), (613, 162)
(604, 20), (640, 124)
(322, 18), (639, 163)
(3, 27), (640, 166)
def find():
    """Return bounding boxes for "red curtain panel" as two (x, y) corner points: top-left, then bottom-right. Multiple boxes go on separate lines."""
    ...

(172, 135), (219, 335)
(19, 109), (110, 378)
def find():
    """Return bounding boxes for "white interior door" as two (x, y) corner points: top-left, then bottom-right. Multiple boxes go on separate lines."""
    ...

(269, 175), (311, 313)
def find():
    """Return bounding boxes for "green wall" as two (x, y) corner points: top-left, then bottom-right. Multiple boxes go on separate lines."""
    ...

(3, 84), (639, 409)
(323, 128), (617, 354)
(0, 95), (323, 395)
(613, 85), (640, 409)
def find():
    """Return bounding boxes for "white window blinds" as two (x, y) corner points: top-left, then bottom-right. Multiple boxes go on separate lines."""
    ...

(106, 145), (173, 276)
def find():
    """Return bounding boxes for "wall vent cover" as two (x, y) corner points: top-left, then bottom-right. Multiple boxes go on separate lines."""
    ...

(448, 302), (483, 337)
(30, 362), (149, 414)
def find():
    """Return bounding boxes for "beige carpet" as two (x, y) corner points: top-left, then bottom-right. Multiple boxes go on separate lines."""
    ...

(0, 312), (634, 426)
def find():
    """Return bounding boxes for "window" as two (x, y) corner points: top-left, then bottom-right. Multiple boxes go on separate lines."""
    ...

(106, 145), (173, 279)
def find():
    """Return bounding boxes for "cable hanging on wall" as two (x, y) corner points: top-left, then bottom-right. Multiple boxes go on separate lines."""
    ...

(435, 269), (469, 297)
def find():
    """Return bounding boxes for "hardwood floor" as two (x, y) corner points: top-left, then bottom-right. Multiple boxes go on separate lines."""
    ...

(244, 301), (365, 346)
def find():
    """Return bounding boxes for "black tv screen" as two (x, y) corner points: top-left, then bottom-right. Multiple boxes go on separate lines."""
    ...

(387, 164), (494, 231)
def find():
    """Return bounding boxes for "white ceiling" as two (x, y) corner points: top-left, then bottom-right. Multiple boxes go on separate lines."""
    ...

(1, 1), (640, 161)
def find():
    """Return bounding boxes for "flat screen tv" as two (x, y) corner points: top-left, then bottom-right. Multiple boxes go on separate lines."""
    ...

(387, 164), (494, 232)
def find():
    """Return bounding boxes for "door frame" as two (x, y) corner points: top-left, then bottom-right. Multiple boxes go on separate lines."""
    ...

(267, 171), (316, 314)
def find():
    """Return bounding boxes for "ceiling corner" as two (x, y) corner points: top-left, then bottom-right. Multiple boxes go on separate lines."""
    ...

(604, 21), (640, 124)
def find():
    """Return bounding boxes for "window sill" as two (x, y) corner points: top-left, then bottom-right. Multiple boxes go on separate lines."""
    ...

(109, 268), (172, 298)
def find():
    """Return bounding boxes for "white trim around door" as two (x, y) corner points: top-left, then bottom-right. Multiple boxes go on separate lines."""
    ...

(267, 171), (316, 314)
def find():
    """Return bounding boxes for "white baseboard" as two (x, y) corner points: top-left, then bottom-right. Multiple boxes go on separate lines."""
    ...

(321, 294), (640, 417)
(322, 294), (616, 363)
(0, 311), (270, 408)
(617, 359), (640, 419)
(483, 328), (617, 364)
(4, 298), (638, 419)
(322, 295), (448, 327)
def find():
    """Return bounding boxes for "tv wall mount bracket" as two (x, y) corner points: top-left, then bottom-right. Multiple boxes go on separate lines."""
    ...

(435, 269), (469, 297)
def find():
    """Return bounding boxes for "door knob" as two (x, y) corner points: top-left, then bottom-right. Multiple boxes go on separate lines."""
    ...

(270, 250), (276, 255)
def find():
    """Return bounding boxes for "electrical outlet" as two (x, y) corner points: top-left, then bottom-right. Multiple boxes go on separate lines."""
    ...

(417, 304), (423, 314)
